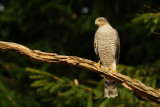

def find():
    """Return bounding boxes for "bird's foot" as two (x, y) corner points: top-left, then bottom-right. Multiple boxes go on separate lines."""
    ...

(94, 60), (101, 70)
(94, 60), (104, 77)
(109, 67), (117, 75)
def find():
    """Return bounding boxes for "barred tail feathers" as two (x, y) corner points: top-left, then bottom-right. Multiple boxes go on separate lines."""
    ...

(104, 60), (118, 98)
(104, 77), (118, 98)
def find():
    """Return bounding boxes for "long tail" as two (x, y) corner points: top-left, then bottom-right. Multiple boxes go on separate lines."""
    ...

(104, 77), (118, 98)
(104, 60), (118, 98)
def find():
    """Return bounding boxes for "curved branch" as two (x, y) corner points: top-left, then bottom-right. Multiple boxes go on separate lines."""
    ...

(0, 41), (160, 104)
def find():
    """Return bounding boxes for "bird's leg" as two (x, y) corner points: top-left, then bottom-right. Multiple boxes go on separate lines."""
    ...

(94, 60), (105, 77)
(94, 60), (101, 70)
(109, 67), (117, 75)
(96, 60), (101, 69)
(109, 63), (117, 75)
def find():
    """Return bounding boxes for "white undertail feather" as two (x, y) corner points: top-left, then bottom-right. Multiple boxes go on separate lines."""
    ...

(112, 60), (116, 71)
(104, 60), (118, 98)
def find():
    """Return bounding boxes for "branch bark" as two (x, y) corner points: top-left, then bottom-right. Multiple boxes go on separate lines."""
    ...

(0, 41), (160, 104)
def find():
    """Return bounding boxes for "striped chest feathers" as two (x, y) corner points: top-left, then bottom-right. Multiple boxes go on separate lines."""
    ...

(95, 25), (117, 45)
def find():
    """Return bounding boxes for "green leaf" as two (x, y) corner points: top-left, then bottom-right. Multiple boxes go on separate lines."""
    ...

(87, 93), (93, 107)
(61, 88), (76, 96)
(29, 75), (45, 79)
(49, 83), (61, 93)
(93, 89), (103, 98)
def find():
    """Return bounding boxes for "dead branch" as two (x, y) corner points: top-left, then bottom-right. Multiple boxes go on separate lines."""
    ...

(0, 41), (160, 104)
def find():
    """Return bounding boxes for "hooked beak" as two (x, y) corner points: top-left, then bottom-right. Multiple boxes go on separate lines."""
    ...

(95, 20), (98, 25)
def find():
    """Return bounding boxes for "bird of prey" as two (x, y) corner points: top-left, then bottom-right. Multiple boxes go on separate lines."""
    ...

(94, 17), (120, 98)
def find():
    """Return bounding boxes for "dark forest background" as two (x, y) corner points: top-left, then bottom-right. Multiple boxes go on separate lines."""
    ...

(0, 0), (160, 106)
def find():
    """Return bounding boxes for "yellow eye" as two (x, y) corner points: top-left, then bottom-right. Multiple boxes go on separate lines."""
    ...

(98, 19), (101, 22)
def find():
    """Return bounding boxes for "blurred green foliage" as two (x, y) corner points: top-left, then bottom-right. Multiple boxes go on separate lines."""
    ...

(0, 0), (160, 106)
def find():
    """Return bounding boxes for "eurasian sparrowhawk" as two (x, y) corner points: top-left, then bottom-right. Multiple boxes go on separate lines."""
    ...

(94, 17), (120, 98)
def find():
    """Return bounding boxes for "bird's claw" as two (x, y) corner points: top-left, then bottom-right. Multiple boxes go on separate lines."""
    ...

(94, 60), (104, 77)
(94, 60), (101, 70)
(109, 67), (117, 75)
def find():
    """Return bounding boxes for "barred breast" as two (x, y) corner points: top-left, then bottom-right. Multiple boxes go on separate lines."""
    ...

(95, 24), (118, 67)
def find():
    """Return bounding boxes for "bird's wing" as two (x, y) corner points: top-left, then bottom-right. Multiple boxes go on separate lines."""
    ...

(94, 35), (99, 57)
(115, 30), (120, 64)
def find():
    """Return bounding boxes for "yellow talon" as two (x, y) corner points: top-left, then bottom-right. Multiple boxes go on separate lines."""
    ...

(94, 60), (104, 77)
(94, 60), (101, 70)
(109, 67), (117, 75)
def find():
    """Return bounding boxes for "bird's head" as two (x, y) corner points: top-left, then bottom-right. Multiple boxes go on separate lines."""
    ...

(95, 17), (109, 27)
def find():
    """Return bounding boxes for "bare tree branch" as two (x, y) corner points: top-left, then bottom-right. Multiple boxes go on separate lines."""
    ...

(0, 41), (160, 104)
